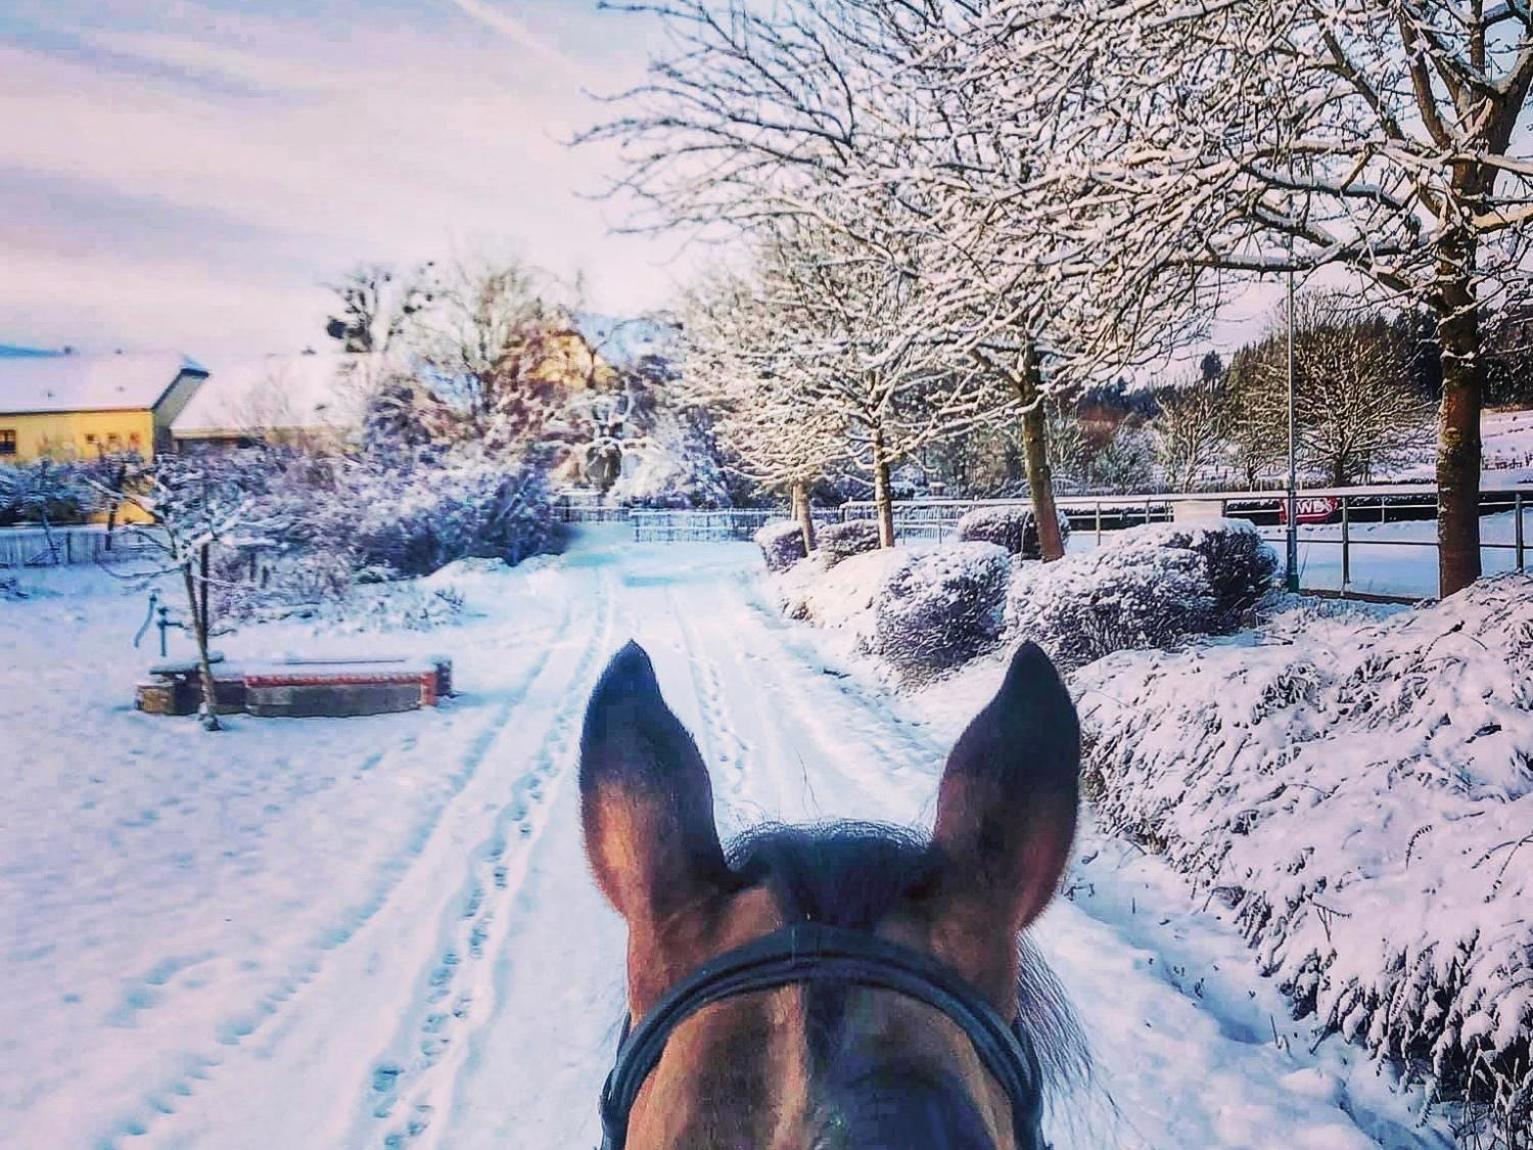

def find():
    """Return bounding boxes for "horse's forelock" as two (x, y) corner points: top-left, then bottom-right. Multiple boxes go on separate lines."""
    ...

(723, 821), (1091, 1104)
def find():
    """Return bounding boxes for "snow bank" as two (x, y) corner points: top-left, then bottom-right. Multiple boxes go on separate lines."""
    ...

(1074, 575), (1533, 1123)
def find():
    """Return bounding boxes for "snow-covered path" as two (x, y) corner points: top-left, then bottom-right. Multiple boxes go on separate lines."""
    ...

(2, 529), (1453, 1149)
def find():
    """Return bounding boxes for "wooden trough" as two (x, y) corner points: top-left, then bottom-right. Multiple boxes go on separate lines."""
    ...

(136, 655), (453, 718)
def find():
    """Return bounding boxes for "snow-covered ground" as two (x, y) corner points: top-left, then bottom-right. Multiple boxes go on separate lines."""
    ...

(2, 528), (1457, 1149)
(1396, 408), (1533, 483)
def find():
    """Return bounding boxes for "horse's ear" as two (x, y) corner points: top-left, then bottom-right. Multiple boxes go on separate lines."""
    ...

(580, 642), (730, 934)
(927, 642), (1080, 1002)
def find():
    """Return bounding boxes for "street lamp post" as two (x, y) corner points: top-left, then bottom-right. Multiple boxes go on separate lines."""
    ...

(1285, 264), (1300, 593)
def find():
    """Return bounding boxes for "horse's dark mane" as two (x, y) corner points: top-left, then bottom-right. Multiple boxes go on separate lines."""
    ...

(726, 821), (1091, 1101)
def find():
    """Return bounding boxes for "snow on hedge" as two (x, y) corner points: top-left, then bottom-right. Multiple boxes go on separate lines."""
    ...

(956, 504), (1071, 558)
(818, 519), (881, 567)
(754, 519), (808, 572)
(866, 543), (1011, 682)
(1074, 575), (1533, 1121)
(1008, 519), (1278, 672)
(771, 546), (908, 640)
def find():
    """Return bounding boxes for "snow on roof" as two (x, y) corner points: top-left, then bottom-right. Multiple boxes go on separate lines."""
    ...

(0, 352), (205, 414)
(172, 353), (391, 438)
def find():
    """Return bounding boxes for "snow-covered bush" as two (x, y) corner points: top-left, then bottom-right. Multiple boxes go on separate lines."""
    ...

(1119, 519), (1279, 629)
(348, 454), (555, 578)
(1075, 576), (1533, 1128)
(1007, 545), (1219, 673)
(605, 405), (733, 509)
(198, 441), (556, 623)
(313, 581), (467, 633)
(0, 459), (95, 526)
(956, 505), (1071, 559)
(755, 520), (807, 572)
(1007, 519), (1278, 672)
(866, 544), (1010, 682)
(818, 520), (881, 568)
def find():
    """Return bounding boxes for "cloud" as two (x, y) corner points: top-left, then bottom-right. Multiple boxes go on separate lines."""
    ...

(444, 0), (582, 75)
(0, 2), (688, 356)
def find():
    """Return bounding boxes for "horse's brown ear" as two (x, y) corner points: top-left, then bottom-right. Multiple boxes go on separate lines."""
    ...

(927, 642), (1080, 1003)
(580, 642), (730, 934)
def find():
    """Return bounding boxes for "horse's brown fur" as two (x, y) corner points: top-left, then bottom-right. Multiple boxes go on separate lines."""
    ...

(580, 641), (1084, 1150)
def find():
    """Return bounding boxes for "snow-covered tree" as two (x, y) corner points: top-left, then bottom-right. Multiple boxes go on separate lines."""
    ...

(587, 0), (1208, 561)
(1153, 377), (1229, 493)
(680, 263), (848, 548)
(1280, 293), (1433, 485)
(91, 453), (283, 730)
(986, 0), (1533, 592)
(0, 459), (96, 557)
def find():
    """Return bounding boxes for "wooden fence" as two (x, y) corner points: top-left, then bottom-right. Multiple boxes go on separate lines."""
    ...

(0, 526), (163, 569)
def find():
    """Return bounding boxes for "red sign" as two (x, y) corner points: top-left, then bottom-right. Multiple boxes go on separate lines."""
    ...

(1278, 496), (1340, 525)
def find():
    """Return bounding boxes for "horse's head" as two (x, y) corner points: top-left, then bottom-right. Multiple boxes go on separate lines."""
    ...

(580, 641), (1082, 1150)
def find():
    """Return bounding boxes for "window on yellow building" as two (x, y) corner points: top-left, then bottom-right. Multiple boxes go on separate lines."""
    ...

(0, 429), (16, 456)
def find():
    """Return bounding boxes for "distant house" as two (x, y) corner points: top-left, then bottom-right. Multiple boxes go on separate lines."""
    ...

(0, 352), (207, 463)
(171, 352), (390, 452)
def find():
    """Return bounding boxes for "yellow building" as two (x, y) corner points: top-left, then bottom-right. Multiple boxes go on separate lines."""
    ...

(0, 352), (207, 463)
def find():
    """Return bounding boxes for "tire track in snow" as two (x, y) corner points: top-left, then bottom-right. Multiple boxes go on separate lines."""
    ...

(360, 573), (616, 1150)
(669, 587), (763, 830)
(97, 597), (578, 1150)
(723, 576), (941, 817)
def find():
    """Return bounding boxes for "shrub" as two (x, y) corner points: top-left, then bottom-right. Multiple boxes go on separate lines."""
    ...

(866, 544), (1010, 682)
(1116, 519), (1278, 629)
(819, 520), (881, 568)
(1007, 545), (1219, 672)
(1074, 577), (1533, 1140)
(349, 455), (555, 578)
(755, 520), (808, 572)
(1007, 519), (1277, 672)
(956, 505), (1071, 559)
(0, 460), (95, 527)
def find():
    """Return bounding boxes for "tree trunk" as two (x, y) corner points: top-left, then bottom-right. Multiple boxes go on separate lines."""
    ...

(1017, 346), (1066, 562)
(1436, 300), (1483, 597)
(792, 481), (817, 552)
(103, 462), (126, 551)
(871, 426), (896, 548)
(183, 551), (221, 731)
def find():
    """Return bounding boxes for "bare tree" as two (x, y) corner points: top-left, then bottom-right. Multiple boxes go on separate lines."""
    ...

(324, 263), (436, 354)
(1279, 293), (1433, 485)
(1153, 377), (1229, 492)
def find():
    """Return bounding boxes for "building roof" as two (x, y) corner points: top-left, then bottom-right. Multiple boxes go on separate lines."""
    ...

(0, 352), (206, 414)
(171, 352), (390, 439)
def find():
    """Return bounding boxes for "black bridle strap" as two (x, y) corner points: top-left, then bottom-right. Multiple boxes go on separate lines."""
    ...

(599, 922), (1043, 1150)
